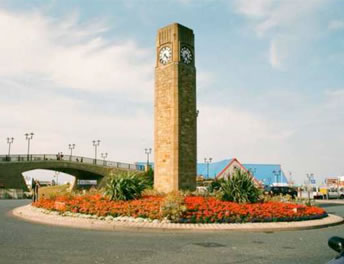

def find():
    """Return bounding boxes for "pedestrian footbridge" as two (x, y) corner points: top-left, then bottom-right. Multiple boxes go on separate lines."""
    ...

(0, 154), (145, 191)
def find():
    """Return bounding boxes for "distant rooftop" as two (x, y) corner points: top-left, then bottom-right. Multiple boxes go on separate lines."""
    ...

(197, 159), (233, 179)
(136, 159), (289, 184)
(243, 164), (288, 184)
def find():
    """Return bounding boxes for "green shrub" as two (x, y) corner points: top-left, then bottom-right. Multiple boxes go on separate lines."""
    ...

(161, 192), (187, 221)
(207, 179), (225, 193)
(104, 171), (146, 201)
(218, 170), (261, 203)
(143, 167), (154, 188)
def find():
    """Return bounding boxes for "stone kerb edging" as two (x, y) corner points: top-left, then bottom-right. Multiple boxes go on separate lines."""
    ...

(12, 205), (344, 232)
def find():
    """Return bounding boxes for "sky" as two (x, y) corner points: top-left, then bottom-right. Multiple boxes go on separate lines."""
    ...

(0, 0), (343, 185)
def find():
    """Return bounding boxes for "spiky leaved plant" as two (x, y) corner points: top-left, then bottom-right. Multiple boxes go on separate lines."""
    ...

(219, 170), (261, 203)
(104, 171), (147, 201)
(207, 178), (225, 193)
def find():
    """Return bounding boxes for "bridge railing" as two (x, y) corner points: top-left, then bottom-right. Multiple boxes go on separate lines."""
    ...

(0, 154), (145, 171)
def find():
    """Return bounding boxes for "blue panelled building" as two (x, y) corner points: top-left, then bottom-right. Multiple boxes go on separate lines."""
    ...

(137, 158), (289, 186)
(196, 159), (289, 185)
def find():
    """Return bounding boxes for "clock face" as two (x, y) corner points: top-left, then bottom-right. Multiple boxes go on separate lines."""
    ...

(159, 46), (172, 65)
(180, 47), (193, 64)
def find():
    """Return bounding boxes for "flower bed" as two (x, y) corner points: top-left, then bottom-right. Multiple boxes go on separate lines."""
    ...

(183, 196), (326, 223)
(33, 194), (327, 223)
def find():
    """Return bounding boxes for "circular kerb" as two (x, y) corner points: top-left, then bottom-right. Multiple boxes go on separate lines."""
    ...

(11, 205), (344, 233)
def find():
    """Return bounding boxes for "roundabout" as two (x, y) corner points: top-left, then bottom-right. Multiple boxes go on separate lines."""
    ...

(12, 203), (343, 232)
(2, 200), (344, 264)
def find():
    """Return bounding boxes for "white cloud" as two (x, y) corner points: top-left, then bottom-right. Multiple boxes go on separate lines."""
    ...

(324, 89), (344, 109)
(197, 104), (294, 163)
(328, 20), (344, 30)
(0, 84), (153, 162)
(268, 35), (295, 70)
(1, 4), (343, 185)
(234, 0), (325, 69)
(234, 0), (274, 18)
(269, 38), (282, 69)
(197, 85), (344, 183)
(0, 9), (153, 98)
(0, 8), (155, 165)
(197, 71), (214, 91)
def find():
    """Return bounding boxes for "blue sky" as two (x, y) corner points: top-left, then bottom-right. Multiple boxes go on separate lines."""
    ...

(0, 0), (343, 184)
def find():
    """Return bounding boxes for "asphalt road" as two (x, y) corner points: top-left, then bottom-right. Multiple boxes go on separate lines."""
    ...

(1, 200), (344, 264)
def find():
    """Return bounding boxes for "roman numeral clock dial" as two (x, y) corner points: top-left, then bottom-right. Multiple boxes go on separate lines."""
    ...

(180, 47), (193, 64)
(159, 46), (172, 65)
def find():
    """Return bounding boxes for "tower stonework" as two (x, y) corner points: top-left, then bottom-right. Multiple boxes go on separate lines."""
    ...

(154, 23), (197, 193)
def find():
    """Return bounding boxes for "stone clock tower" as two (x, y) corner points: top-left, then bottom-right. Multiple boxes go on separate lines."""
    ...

(154, 23), (197, 193)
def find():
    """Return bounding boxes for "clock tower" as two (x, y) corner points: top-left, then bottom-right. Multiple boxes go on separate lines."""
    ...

(154, 23), (197, 193)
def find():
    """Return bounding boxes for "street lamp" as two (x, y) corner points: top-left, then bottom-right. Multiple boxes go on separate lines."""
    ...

(25, 132), (34, 161)
(68, 144), (75, 161)
(204, 157), (212, 179)
(306, 173), (314, 203)
(6, 137), (14, 156)
(273, 170), (281, 186)
(101, 152), (108, 166)
(145, 148), (152, 168)
(54, 171), (60, 185)
(92, 140), (100, 163)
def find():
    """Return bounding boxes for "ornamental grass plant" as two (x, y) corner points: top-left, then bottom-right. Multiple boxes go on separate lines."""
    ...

(218, 170), (262, 203)
(104, 171), (147, 201)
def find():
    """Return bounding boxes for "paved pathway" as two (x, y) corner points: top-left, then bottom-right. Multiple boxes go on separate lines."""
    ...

(2, 200), (344, 264)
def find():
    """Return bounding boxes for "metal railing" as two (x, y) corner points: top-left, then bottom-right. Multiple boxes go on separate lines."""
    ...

(0, 154), (145, 171)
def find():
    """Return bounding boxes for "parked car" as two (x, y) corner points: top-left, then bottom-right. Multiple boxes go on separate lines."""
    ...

(328, 187), (341, 199)
(339, 187), (344, 199)
(327, 236), (344, 263)
(316, 187), (344, 199)
(269, 186), (297, 198)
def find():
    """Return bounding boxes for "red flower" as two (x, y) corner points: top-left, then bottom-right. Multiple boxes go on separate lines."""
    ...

(33, 194), (326, 223)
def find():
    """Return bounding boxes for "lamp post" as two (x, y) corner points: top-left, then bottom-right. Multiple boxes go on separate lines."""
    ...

(54, 171), (60, 185)
(101, 152), (108, 166)
(204, 157), (212, 179)
(25, 132), (34, 161)
(68, 144), (75, 161)
(273, 169), (281, 186)
(92, 140), (100, 164)
(6, 137), (14, 156)
(306, 173), (314, 204)
(144, 148), (152, 169)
